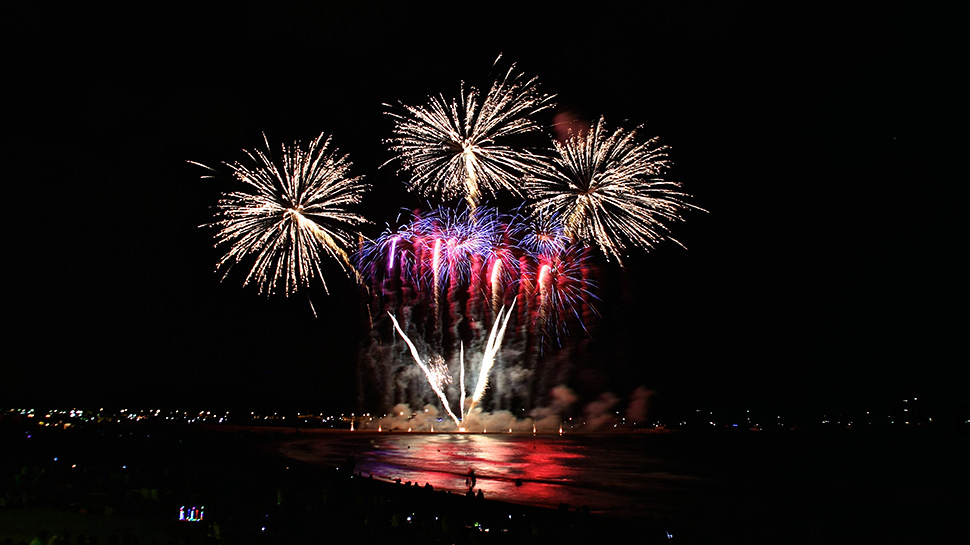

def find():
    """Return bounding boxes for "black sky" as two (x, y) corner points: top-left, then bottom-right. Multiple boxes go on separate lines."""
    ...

(6, 3), (953, 422)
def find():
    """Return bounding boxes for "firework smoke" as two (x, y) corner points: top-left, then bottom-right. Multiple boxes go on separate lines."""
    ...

(387, 300), (516, 426)
(388, 311), (463, 427)
(356, 202), (605, 419)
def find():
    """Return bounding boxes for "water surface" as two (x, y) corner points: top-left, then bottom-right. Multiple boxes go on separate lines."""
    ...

(277, 429), (969, 541)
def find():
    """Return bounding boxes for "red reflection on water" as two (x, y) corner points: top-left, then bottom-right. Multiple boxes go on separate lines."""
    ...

(360, 434), (588, 508)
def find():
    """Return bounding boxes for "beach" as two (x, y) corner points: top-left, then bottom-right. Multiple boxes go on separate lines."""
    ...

(2, 421), (967, 544)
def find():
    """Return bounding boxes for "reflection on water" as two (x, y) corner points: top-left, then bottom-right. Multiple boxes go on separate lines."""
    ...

(366, 434), (589, 508)
(277, 430), (969, 541)
(279, 433), (697, 519)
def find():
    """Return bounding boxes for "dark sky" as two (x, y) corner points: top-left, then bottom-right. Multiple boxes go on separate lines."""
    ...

(7, 3), (952, 421)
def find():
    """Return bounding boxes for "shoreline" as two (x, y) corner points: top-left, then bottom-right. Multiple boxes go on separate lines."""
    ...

(1, 422), (671, 544)
(4, 421), (966, 544)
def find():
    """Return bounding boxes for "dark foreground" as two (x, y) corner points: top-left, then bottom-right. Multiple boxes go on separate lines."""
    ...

(1, 422), (678, 545)
(2, 421), (967, 544)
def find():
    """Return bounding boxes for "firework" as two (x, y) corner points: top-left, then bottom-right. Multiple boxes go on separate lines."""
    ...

(387, 300), (516, 426)
(356, 206), (596, 342)
(356, 206), (508, 302)
(531, 245), (597, 340)
(193, 133), (369, 301)
(387, 312), (463, 427)
(411, 206), (504, 290)
(466, 299), (516, 413)
(383, 60), (555, 207)
(526, 117), (699, 264)
(516, 211), (570, 258)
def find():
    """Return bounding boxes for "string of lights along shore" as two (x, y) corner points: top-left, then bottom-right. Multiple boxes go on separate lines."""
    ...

(193, 56), (703, 429)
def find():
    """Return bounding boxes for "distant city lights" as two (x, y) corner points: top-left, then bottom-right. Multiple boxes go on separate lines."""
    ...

(0, 397), (952, 432)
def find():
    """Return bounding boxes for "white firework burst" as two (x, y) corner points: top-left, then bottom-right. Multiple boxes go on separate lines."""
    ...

(193, 132), (369, 298)
(526, 117), (700, 263)
(384, 59), (555, 207)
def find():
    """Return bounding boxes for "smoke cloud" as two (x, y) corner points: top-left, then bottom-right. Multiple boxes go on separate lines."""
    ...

(356, 384), (653, 433)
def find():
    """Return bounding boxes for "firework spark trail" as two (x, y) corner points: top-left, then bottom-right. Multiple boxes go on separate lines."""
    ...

(387, 312), (462, 427)
(193, 133), (369, 303)
(388, 301), (516, 426)
(537, 262), (552, 328)
(459, 343), (466, 419)
(490, 256), (505, 317)
(387, 235), (400, 271)
(383, 60), (555, 207)
(467, 298), (517, 414)
(526, 117), (701, 264)
(432, 237), (443, 327)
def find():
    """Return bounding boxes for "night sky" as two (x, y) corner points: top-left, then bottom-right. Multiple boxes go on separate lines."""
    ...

(7, 3), (952, 422)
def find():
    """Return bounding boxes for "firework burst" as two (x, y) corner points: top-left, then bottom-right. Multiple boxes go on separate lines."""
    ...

(516, 210), (570, 258)
(193, 132), (369, 300)
(356, 206), (597, 351)
(383, 60), (555, 207)
(356, 206), (509, 297)
(526, 117), (700, 264)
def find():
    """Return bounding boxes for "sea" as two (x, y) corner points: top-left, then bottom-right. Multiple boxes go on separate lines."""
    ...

(277, 429), (969, 542)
